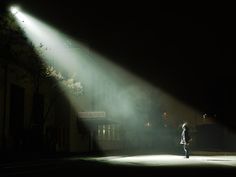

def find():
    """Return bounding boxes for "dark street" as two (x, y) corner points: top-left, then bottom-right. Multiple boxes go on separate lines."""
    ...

(1, 153), (236, 176)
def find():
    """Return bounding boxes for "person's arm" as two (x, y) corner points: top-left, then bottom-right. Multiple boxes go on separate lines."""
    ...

(185, 130), (192, 143)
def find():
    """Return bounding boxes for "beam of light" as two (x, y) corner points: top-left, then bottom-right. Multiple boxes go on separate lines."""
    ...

(10, 6), (216, 153)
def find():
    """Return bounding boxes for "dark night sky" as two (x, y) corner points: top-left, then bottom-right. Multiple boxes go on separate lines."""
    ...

(3, 0), (236, 128)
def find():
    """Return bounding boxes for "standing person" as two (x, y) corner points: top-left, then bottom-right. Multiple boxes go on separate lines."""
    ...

(180, 122), (192, 158)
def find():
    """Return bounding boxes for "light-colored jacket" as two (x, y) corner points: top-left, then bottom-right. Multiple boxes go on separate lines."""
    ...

(180, 128), (191, 145)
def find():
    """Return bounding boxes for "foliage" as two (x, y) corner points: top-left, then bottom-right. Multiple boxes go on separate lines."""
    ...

(45, 65), (83, 95)
(0, 12), (83, 95)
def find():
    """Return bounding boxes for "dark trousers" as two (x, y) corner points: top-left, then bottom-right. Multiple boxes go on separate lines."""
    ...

(183, 144), (189, 158)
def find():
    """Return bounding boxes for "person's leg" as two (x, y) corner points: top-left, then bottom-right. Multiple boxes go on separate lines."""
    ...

(184, 144), (189, 158)
(183, 144), (186, 157)
(185, 144), (189, 158)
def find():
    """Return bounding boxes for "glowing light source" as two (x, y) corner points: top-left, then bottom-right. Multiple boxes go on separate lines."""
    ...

(145, 122), (151, 127)
(9, 6), (20, 14)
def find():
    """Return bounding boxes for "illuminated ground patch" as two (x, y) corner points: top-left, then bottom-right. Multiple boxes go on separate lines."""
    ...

(82, 154), (236, 167)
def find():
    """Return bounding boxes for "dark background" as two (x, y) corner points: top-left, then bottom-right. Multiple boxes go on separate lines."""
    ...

(2, 0), (236, 129)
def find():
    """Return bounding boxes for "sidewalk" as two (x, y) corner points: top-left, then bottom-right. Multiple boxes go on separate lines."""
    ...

(1, 150), (236, 164)
(0, 151), (98, 163)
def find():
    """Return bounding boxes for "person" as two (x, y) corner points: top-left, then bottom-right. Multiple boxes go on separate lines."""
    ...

(180, 122), (192, 158)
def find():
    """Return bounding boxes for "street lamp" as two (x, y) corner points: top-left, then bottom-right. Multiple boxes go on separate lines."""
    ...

(9, 6), (20, 14)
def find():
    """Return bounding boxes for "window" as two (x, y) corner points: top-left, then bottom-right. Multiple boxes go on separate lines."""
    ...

(97, 124), (120, 141)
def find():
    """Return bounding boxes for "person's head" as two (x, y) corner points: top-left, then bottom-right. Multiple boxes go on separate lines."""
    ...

(182, 122), (188, 129)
